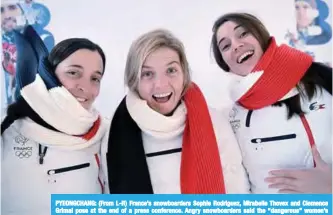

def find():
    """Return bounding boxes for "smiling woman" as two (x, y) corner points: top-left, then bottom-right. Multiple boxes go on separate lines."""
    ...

(103, 28), (251, 194)
(210, 12), (332, 194)
(50, 40), (105, 110)
(137, 46), (185, 115)
(1, 26), (109, 215)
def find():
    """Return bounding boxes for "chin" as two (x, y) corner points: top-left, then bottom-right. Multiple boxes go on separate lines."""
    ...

(236, 70), (251, 77)
(153, 107), (169, 115)
(81, 103), (92, 111)
(161, 109), (173, 115)
(151, 104), (174, 116)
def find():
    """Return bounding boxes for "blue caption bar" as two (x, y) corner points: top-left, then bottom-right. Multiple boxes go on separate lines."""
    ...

(51, 194), (332, 215)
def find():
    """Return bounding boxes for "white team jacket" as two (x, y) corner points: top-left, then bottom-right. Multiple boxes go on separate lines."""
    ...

(100, 106), (251, 194)
(229, 88), (332, 193)
(1, 117), (109, 215)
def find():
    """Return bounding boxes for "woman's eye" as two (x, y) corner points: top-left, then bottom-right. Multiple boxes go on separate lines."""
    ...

(92, 77), (101, 83)
(141, 71), (153, 78)
(167, 68), (177, 74)
(67, 71), (78, 76)
(222, 44), (230, 51)
(240, 31), (248, 38)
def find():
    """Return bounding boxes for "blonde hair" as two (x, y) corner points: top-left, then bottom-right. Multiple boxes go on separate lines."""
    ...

(124, 29), (191, 94)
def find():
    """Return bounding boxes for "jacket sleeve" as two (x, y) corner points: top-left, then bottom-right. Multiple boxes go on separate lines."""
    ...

(209, 107), (251, 194)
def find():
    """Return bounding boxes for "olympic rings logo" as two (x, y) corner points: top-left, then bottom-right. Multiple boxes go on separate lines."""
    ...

(15, 150), (32, 158)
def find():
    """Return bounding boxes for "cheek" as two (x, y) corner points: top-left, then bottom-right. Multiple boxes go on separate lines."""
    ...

(137, 81), (153, 100)
(58, 77), (74, 90)
(55, 73), (80, 94)
(256, 47), (263, 57)
(91, 85), (100, 99)
(174, 75), (185, 94)
(222, 52), (235, 67)
(254, 42), (264, 57)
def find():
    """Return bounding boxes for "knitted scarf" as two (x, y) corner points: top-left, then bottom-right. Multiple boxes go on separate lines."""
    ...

(236, 37), (313, 109)
(106, 82), (226, 194)
(1, 25), (103, 149)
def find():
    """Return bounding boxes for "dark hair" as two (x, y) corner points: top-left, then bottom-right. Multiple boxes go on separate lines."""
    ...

(274, 62), (332, 118)
(211, 12), (332, 119)
(48, 38), (106, 74)
(211, 12), (271, 72)
(1, 38), (106, 134)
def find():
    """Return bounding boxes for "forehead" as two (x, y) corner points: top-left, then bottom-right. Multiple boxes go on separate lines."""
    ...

(58, 49), (104, 72)
(216, 20), (245, 42)
(143, 47), (180, 66)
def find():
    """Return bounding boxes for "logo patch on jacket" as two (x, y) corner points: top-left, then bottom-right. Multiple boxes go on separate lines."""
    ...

(309, 102), (325, 111)
(13, 135), (32, 159)
(229, 107), (241, 132)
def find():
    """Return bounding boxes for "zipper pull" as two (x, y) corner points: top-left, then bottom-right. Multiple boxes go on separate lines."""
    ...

(39, 152), (45, 164)
(38, 144), (48, 165)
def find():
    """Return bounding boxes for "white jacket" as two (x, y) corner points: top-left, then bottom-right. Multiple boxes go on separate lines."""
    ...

(1, 117), (109, 215)
(209, 108), (251, 193)
(142, 108), (251, 194)
(229, 88), (332, 193)
(100, 103), (251, 194)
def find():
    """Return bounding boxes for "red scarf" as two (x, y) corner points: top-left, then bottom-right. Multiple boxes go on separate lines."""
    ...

(80, 116), (101, 140)
(238, 37), (313, 109)
(181, 83), (226, 193)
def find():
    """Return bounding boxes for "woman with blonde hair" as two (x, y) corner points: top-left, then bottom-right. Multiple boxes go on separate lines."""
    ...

(104, 29), (250, 194)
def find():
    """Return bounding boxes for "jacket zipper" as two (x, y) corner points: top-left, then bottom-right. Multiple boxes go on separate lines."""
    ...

(245, 110), (253, 127)
(47, 163), (90, 175)
(39, 144), (48, 165)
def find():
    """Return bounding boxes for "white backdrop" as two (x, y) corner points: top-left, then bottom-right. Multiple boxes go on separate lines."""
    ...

(1, 0), (299, 118)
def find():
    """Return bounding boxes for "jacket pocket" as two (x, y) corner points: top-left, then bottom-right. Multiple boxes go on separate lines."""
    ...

(47, 163), (90, 175)
(251, 134), (296, 143)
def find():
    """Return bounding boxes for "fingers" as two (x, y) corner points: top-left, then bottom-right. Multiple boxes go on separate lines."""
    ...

(278, 189), (302, 194)
(265, 176), (298, 190)
(268, 182), (297, 191)
(268, 169), (305, 179)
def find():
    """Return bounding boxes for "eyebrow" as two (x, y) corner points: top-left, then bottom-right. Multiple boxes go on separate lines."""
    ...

(217, 24), (243, 45)
(68, 64), (103, 76)
(68, 64), (83, 69)
(142, 60), (180, 68)
(94, 71), (103, 76)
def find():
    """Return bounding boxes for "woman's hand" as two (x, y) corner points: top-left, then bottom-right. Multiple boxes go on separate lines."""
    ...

(265, 147), (332, 193)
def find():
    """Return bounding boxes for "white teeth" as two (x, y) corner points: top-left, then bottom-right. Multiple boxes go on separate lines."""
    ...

(76, 97), (87, 102)
(237, 51), (254, 63)
(153, 92), (172, 98)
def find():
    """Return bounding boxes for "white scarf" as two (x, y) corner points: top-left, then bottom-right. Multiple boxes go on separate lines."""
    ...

(21, 74), (100, 135)
(228, 71), (300, 103)
(15, 74), (107, 150)
(14, 117), (107, 151)
(125, 90), (187, 140)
